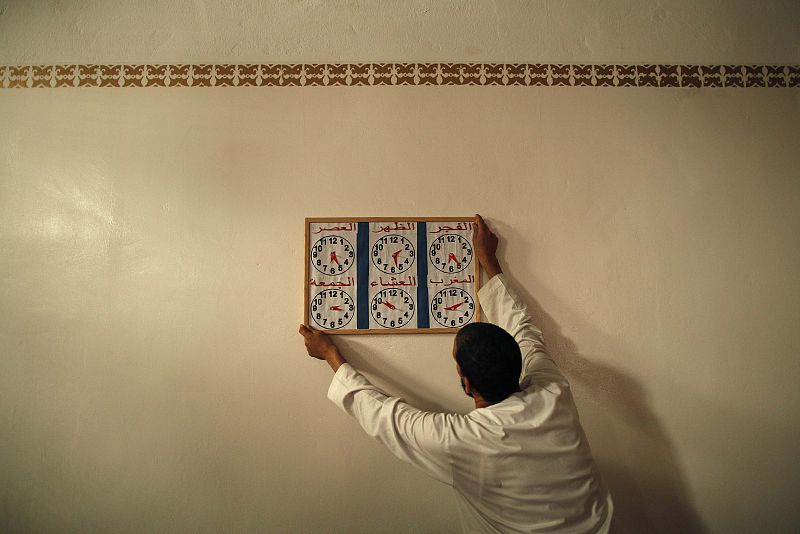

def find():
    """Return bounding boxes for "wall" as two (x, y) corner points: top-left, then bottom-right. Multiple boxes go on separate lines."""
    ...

(1, 2), (799, 533)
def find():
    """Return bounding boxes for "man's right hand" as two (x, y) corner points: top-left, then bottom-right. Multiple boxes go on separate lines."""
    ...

(473, 214), (503, 279)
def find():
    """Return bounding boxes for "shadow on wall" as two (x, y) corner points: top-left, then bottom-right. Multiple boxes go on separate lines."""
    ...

(505, 271), (707, 534)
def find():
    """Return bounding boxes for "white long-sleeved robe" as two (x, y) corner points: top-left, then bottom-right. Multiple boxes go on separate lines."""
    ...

(328, 274), (613, 533)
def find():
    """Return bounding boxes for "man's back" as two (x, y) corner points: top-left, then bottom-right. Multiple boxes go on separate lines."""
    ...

(326, 274), (611, 532)
(437, 274), (610, 532)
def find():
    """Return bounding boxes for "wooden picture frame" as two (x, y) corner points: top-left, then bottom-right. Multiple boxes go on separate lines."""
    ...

(304, 217), (481, 334)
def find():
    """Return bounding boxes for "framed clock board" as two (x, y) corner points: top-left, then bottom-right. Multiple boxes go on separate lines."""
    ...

(304, 217), (481, 334)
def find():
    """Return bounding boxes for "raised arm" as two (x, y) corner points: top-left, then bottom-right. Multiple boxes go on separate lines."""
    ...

(298, 325), (453, 485)
(472, 215), (562, 387)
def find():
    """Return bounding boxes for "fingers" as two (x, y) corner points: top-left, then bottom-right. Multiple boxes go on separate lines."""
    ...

(298, 324), (313, 337)
(474, 214), (484, 237)
(474, 214), (490, 235)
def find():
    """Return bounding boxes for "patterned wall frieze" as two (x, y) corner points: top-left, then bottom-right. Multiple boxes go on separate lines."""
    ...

(1, 63), (798, 89)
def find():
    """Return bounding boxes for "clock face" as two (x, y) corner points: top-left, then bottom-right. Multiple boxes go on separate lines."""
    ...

(431, 287), (476, 328)
(371, 234), (416, 274)
(429, 234), (473, 274)
(310, 289), (355, 330)
(371, 288), (415, 328)
(311, 235), (355, 275)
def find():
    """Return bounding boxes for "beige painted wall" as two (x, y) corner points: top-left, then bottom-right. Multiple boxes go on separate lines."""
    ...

(1, 0), (799, 65)
(2, 2), (799, 533)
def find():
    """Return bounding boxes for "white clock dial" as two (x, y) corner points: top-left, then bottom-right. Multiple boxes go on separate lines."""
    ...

(430, 287), (476, 328)
(311, 235), (355, 275)
(310, 289), (355, 330)
(429, 234), (473, 274)
(371, 288), (415, 328)
(371, 234), (416, 274)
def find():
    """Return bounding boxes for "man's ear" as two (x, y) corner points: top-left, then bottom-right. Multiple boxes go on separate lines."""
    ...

(462, 376), (474, 396)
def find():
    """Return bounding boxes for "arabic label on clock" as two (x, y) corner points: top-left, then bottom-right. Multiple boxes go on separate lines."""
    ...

(430, 287), (475, 328)
(371, 234), (416, 274)
(311, 235), (355, 276)
(429, 233), (473, 274)
(310, 289), (355, 330)
(371, 287), (416, 329)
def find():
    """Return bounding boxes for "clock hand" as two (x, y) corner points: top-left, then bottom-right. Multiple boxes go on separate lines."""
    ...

(329, 251), (340, 265)
(447, 252), (459, 264)
(444, 301), (466, 311)
(381, 301), (398, 310)
(329, 305), (344, 311)
(391, 250), (402, 267)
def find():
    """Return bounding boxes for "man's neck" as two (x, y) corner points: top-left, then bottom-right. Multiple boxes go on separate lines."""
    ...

(473, 387), (521, 409)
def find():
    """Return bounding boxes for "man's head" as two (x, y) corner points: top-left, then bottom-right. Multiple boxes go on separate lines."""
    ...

(453, 322), (522, 404)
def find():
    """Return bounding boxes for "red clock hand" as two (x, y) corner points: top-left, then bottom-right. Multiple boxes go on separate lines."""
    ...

(329, 305), (344, 311)
(329, 251), (340, 265)
(445, 301), (466, 311)
(381, 301), (397, 310)
(392, 250), (402, 267)
(447, 252), (459, 264)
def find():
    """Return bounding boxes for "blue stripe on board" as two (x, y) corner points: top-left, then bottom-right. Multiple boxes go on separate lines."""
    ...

(416, 222), (430, 329)
(357, 222), (370, 329)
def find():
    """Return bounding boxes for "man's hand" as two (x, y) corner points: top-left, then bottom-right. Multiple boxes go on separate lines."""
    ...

(473, 214), (503, 279)
(298, 324), (347, 372)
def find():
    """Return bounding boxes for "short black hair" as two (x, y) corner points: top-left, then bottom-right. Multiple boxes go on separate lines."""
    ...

(455, 322), (522, 403)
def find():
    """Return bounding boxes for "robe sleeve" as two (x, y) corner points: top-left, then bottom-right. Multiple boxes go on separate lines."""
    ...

(328, 363), (454, 485)
(477, 274), (565, 388)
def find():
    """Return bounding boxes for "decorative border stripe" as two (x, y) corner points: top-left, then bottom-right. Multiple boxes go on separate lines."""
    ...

(1, 63), (798, 88)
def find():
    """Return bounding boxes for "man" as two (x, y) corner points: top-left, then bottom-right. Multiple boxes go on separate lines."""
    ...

(299, 215), (612, 533)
